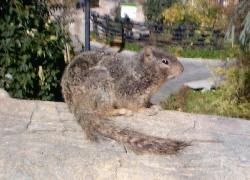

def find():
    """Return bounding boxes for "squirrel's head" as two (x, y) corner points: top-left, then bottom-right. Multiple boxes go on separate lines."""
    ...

(140, 46), (184, 79)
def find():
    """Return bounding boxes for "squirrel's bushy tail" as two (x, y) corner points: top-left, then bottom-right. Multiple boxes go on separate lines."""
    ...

(97, 120), (189, 155)
(78, 112), (189, 155)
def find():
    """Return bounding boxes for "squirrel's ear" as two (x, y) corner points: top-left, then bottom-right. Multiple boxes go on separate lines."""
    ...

(141, 46), (154, 64)
(144, 46), (153, 57)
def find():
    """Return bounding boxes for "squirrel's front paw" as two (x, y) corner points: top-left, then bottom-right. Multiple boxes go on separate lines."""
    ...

(110, 108), (133, 117)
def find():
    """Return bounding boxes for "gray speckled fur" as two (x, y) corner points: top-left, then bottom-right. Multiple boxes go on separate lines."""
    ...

(61, 47), (189, 155)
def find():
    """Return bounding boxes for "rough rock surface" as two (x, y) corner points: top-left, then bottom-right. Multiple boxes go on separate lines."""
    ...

(0, 90), (250, 179)
(184, 79), (218, 91)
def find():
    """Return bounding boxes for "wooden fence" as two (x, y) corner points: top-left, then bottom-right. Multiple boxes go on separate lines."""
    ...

(90, 12), (225, 49)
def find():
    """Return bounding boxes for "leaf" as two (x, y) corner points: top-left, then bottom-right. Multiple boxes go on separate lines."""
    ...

(37, 48), (43, 57)
(49, 35), (57, 41)
(38, 66), (45, 86)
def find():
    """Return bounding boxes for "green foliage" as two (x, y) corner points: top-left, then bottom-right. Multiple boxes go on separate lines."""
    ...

(239, 12), (250, 51)
(220, 52), (250, 104)
(166, 45), (239, 59)
(226, 0), (250, 51)
(160, 1), (227, 51)
(143, 0), (176, 23)
(162, 87), (222, 115)
(163, 0), (250, 120)
(162, 0), (225, 29)
(0, 0), (71, 101)
(162, 86), (250, 119)
(223, 0), (250, 110)
(124, 42), (142, 52)
(121, 2), (136, 7)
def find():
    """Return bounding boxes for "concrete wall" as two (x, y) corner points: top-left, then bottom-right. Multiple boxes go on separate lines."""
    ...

(68, 9), (85, 52)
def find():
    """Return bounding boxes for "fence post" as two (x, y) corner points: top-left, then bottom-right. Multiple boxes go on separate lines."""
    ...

(104, 15), (109, 44)
(84, 0), (90, 51)
(120, 19), (125, 51)
(92, 13), (99, 37)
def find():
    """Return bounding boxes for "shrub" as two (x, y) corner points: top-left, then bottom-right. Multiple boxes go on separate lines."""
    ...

(162, 0), (225, 29)
(225, 0), (250, 102)
(162, 85), (250, 119)
(143, 0), (176, 23)
(0, 0), (71, 101)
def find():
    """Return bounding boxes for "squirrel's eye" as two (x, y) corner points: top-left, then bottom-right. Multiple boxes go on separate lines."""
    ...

(162, 59), (169, 65)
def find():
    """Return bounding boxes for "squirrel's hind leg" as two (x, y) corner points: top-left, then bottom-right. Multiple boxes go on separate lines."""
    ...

(78, 112), (99, 141)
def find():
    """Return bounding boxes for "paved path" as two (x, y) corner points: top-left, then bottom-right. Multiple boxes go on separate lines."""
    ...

(150, 58), (227, 104)
(0, 90), (250, 179)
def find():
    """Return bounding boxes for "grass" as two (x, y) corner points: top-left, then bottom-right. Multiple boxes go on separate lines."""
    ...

(166, 45), (238, 59)
(162, 86), (250, 119)
(91, 32), (143, 52)
(128, 43), (238, 59)
(121, 3), (137, 7)
(124, 42), (142, 52)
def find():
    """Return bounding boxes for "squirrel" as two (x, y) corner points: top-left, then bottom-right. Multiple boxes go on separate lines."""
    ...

(61, 46), (189, 155)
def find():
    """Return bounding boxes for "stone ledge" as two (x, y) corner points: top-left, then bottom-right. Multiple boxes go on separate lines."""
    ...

(0, 91), (250, 179)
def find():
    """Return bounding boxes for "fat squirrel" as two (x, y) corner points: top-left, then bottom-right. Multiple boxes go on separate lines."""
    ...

(61, 46), (189, 155)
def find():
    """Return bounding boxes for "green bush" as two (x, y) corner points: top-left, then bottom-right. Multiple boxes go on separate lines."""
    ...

(224, 0), (250, 104)
(0, 0), (71, 101)
(220, 52), (250, 104)
(143, 0), (176, 23)
(162, 0), (225, 29)
(162, 86), (250, 119)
